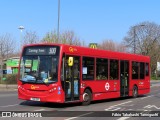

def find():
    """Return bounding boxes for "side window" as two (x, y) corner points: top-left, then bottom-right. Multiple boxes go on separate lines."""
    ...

(65, 56), (71, 80)
(140, 62), (145, 79)
(73, 58), (80, 79)
(96, 58), (108, 80)
(132, 62), (139, 79)
(82, 57), (95, 80)
(110, 59), (119, 80)
(145, 63), (149, 76)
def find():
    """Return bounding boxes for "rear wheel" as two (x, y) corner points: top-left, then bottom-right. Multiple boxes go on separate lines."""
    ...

(133, 86), (138, 98)
(82, 89), (92, 106)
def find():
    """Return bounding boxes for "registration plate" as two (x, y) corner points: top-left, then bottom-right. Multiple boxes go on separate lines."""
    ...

(30, 97), (40, 101)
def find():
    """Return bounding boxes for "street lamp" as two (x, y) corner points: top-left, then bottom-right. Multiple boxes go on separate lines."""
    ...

(57, 0), (60, 41)
(18, 26), (25, 32)
(133, 24), (145, 54)
(18, 26), (25, 49)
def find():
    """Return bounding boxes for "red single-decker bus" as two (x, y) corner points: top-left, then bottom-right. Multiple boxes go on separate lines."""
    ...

(18, 43), (150, 105)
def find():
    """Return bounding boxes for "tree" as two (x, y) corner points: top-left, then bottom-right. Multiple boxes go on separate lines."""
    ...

(0, 33), (16, 81)
(98, 39), (126, 52)
(22, 31), (40, 46)
(123, 21), (160, 76)
(42, 30), (83, 46)
(42, 30), (58, 43)
(123, 22), (160, 54)
(0, 33), (16, 59)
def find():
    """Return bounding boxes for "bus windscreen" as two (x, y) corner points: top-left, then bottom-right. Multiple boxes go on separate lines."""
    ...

(19, 46), (60, 84)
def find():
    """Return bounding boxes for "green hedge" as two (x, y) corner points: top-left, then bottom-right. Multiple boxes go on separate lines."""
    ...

(151, 76), (160, 80)
(0, 74), (18, 84)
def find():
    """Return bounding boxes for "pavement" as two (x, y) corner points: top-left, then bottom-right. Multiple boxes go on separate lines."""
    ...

(0, 84), (17, 91)
(0, 80), (159, 91)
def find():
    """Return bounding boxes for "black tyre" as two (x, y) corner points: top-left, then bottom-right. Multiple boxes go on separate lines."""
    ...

(82, 89), (92, 106)
(133, 86), (138, 98)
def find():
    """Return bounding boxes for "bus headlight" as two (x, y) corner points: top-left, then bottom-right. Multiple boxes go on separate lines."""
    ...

(49, 87), (57, 92)
(18, 85), (25, 91)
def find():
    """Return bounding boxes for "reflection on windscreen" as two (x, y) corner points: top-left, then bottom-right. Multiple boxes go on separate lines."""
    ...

(20, 55), (59, 84)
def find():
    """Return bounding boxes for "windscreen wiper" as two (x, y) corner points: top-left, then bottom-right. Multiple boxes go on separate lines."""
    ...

(35, 79), (50, 86)
(21, 80), (35, 85)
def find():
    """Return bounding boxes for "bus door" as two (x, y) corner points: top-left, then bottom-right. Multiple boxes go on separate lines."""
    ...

(120, 60), (129, 97)
(64, 56), (80, 102)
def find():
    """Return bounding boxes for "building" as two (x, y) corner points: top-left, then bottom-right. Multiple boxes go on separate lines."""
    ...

(4, 57), (20, 74)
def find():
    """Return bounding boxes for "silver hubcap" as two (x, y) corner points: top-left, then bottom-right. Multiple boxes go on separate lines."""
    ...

(83, 93), (89, 102)
(134, 88), (137, 96)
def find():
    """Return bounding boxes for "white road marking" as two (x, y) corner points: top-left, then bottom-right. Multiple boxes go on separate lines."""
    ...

(105, 107), (121, 111)
(105, 101), (132, 111)
(140, 95), (154, 99)
(144, 105), (151, 108)
(121, 104), (134, 107)
(111, 107), (121, 111)
(137, 109), (149, 111)
(144, 110), (149, 111)
(33, 109), (45, 111)
(65, 112), (94, 120)
(109, 101), (133, 108)
(0, 104), (19, 108)
(105, 107), (116, 111)
(117, 117), (130, 120)
(144, 105), (160, 109)
(105, 101), (133, 120)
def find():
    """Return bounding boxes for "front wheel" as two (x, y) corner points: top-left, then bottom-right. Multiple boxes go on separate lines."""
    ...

(132, 86), (138, 98)
(82, 89), (92, 106)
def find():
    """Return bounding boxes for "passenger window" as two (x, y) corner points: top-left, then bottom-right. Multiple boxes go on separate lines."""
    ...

(96, 58), (108, 80)
(145, 63), (149, 76)
(132, 62), (139, 79)
(82, 57), (95, 80)
(140, 62), (145, 79)
(110, 59), (119, 80)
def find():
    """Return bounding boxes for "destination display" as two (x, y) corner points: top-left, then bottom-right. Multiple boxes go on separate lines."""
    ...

(24, 46), (59, 55)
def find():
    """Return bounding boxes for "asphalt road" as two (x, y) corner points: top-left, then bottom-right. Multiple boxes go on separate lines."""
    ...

(0, 81), (160, 120)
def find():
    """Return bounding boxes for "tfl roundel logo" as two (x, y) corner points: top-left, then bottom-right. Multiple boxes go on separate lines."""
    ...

(105, 82), (110, 91)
